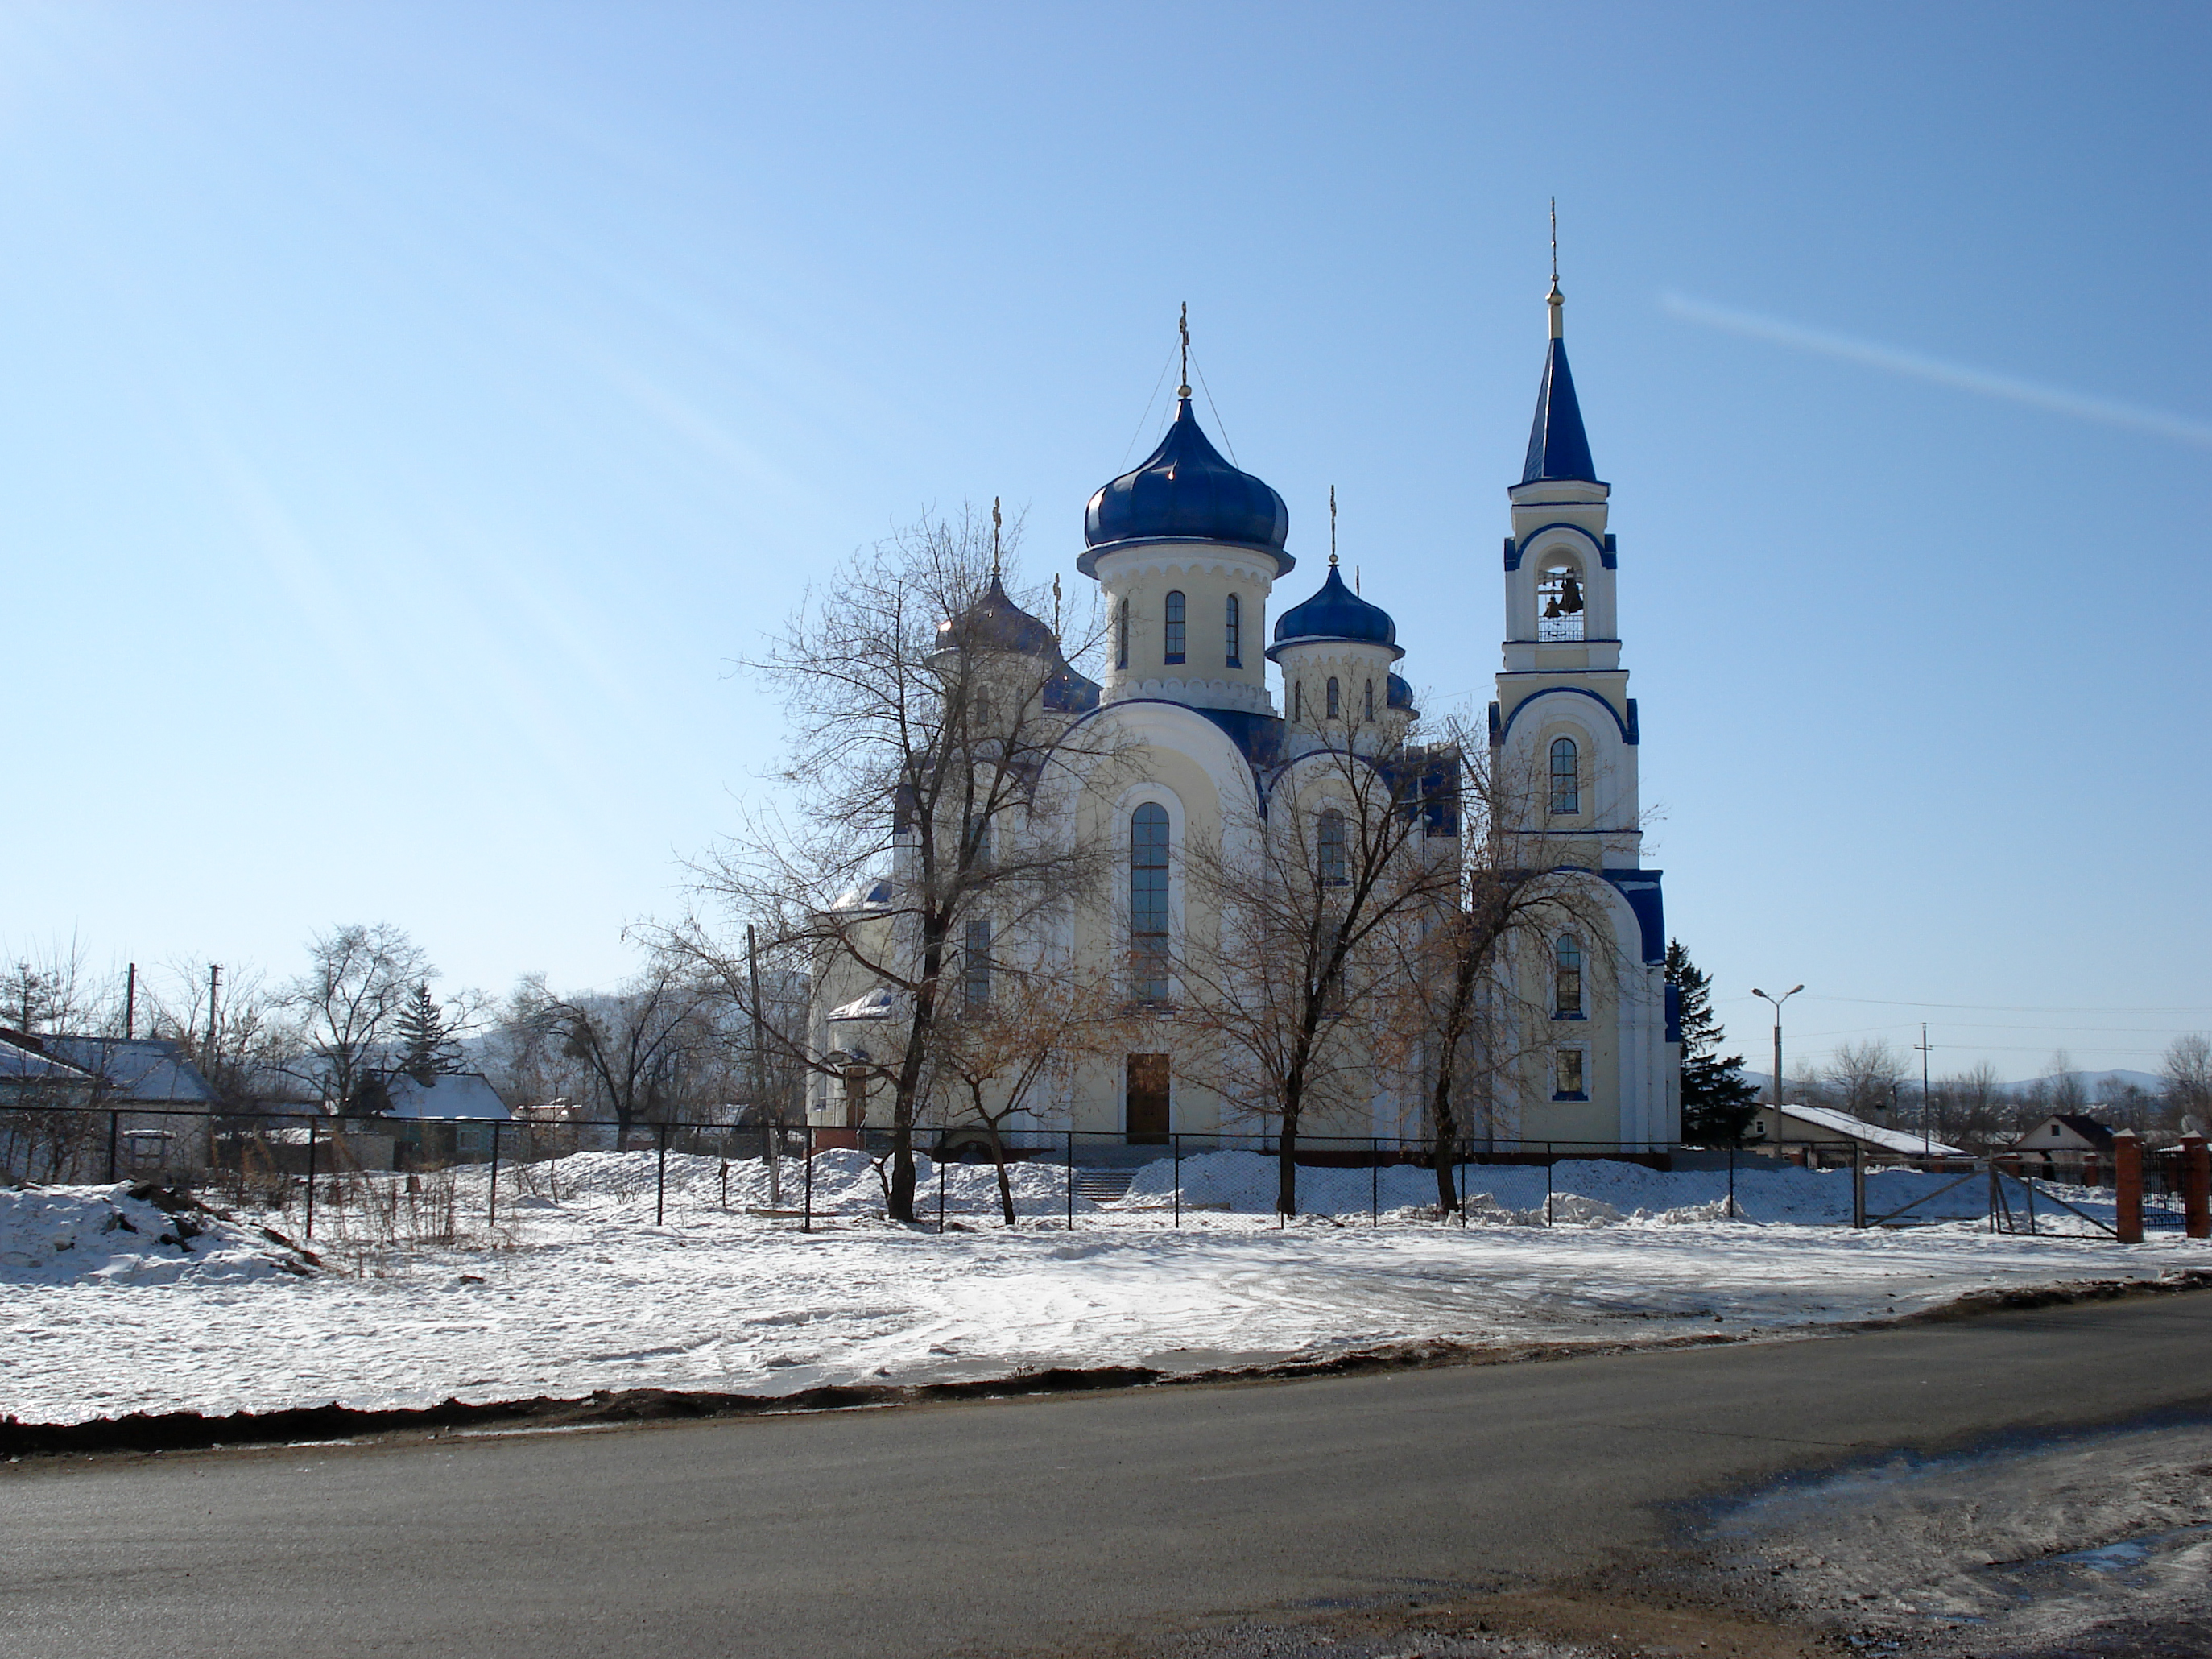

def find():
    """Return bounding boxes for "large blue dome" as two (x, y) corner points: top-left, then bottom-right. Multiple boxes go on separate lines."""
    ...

(1266, 564), (1403, 660)
(1081, 398), (1292, 570)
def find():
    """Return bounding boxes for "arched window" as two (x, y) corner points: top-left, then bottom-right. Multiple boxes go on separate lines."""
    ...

(1224, 594), (1242, 667)
(1549, 736), (1580, 815)
(1164, 590), (1186, 663)
(1326, 676), (1340, 720)
(1115, 600), (1129, 669)
(1553, 935), (1583, 1017)
(1537, 558), (1586, 641)
(1293, 682), (1303, 723)
(1130, 803), (1170, 1002)
(1317, 808), (1348, 886)
(1363, 679), (1375, 722)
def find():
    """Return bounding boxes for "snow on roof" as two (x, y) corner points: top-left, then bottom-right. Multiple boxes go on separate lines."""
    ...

(828, 986), (900, 1023)
(377, 1071), (511, 1120)
(34, 1036), (219, 1104)
(0, 1034), (97, 1084)
(1774, 1103), (1970, 1159)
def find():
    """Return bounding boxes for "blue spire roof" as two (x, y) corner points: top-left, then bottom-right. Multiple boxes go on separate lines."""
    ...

(1386, 672), (1417, 714)
(1266, 564), (1404, 661)
(1520, 337), (1600, 486)
(1081, 398), (1292, 569)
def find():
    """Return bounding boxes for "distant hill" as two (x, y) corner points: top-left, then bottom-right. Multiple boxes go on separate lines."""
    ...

(1741, 1068), (2164, 1099)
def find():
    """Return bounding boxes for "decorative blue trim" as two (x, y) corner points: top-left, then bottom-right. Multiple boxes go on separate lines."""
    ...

(1664, 982), (1683, 1045)
(1602, 532), (1618, 569)
(1603, 870), (1666, 966)
(1627, 698), (1639, 744)
(1551, 1012), (1588, 1022)
(1503, 521), (1604, 574)
(1486, 701), (1502, 745)
(1552, 1091), (1590, 1103)
(1495, 685), (1637, 747)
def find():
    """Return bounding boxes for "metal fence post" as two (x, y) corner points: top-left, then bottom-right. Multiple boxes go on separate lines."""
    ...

(1065, 1131), (1075, 1231)
(1371, 1137), (1379, 1227)
(937, 1148), (947, 1233)
(487, 1121), (502, 1224)
(106, 1111), (119, 1184)
(803, 1124), (814, 1233)
(1545, 1146), (1554, 1227)
(1852, 1142), (1867, 1229)
(1172, 1133), (1181, 1228)
(655, 1122), (668, 1226)
(304, 1117), (318, 1241)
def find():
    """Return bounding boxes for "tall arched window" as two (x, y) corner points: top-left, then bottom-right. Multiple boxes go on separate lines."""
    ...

(1164, 590), (1186, 664)
(1130, 803), (1170, 1002)
(1549, 736), (1580, 814)
(1115, 600), (1129, 670)
(1553, 935), (1583, 1017)
(1224, 594), (1242, 667)
(1317, 808), (1348, 886)
(1293, 682), (1303, 722)
(963, 917), (991, 1009)
(1326, 676), (1341, 720)
(1363, 679), (1375, 722)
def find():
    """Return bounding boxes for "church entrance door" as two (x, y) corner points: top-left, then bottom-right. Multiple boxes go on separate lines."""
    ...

(1126, 1053), (1170, 1144)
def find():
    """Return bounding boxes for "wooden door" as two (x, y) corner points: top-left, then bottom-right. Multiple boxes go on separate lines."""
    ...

(1126, 1053), (1170, 1144)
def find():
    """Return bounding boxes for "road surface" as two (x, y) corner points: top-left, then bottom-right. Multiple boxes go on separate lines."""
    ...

(7, 1292), (2211, 1658)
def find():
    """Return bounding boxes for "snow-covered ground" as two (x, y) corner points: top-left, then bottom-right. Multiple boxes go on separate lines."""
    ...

(5, 1150), (2208, 1429)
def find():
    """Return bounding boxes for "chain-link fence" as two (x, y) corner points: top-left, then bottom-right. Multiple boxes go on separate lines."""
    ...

(3, 1105), (2206, 1251)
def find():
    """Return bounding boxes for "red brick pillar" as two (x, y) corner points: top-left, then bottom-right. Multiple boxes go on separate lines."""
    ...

(2182, 1134), (2210, 1239)
(2114, 1129), (2144, 1244)
(2082, 1152), (2101, 1189)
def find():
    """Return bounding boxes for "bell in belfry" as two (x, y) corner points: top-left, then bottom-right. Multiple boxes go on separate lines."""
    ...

(1560, 573), (1583, 614)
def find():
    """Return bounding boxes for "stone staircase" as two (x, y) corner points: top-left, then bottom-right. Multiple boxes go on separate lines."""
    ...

(1070, 1169), (1135, 1204)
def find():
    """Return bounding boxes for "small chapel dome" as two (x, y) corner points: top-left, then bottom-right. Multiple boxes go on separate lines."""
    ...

(935, 571), (1058, 658)
(1386, 672), (1417, 715)
(1081, 398), (1291, 565)
(1266, 565), (1403, 660)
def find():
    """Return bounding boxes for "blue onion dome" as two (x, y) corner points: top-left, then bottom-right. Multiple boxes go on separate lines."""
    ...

(1043, 664), (1102, 713)
(1266, 564), (1404, 661)
(1386, 672), (1417, 714)
(936, 572), (1058, 657)
(1079, 398), (1293, 573)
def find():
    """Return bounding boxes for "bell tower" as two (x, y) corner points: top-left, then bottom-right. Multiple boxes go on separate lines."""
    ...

(1489, 243), (1678, 1149)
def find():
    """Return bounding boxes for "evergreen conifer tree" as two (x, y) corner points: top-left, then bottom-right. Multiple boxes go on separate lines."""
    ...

(393, 983), (462, 1083)
(1667, 937), (1761, 1145)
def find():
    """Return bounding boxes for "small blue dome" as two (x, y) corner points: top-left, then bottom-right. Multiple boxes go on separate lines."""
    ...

(936, 572), (1057, 658)
(1387, 672), (1417, 714)
(1081, 399), (1292, 568)
(1266, 565), (1403, 660)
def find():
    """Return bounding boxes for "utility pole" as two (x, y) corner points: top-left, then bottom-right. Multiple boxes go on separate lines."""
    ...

(747, 923), (778, 1208)
(205, 964), (221, 1069)
(124, 963), (137, 1040)
(1915, 1023), (1935, 1156)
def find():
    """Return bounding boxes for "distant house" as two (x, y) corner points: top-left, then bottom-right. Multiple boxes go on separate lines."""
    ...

(0, 1031), (98, 1103)
(1748, 1102), (1969, 1165)
(354, 1069), (511, 1163)
(0, 1031), (219, 1177)
(2011, 1113), (2117, 1180)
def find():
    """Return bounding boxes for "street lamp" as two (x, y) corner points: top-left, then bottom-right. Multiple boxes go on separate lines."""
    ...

(1751, 985), (1804, 1146)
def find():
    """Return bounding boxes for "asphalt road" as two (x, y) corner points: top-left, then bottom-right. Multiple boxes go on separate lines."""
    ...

(7, 1293), (2212, 1659)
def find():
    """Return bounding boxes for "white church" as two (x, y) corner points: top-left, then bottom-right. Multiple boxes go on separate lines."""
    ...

(805, 280), (1680, 1153)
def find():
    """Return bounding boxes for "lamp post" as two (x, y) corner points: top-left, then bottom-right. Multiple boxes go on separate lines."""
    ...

(1752, 985), (1804, 1149)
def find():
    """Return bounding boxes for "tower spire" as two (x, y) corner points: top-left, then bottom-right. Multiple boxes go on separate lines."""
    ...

(1177, 302), (1191, 399)
(1548, 197), (1565, 341)
(1329, 484), (1338, 567)
(991, 496), (1002, 575)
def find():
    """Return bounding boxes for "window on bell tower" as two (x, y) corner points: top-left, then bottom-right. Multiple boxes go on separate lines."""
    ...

(1326, 677), (1340, 720)
(1164, 590), (1186, 663)
(1549, 737), (1580, 815)
(1537, 558), (1586, 641)
(1224, 594), (1241, 668)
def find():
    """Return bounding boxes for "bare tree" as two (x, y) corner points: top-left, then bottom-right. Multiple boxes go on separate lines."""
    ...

(1176, 714), (1459, 1216)
(676, 506), (1122, 1223)
(1824, 1038), (1908, 1119)
(514, 959), (714, 1138)
(1928, 1060), (2008, 1150)
(1, 936), (120, 1037)
(928, 965), (1130, 1225)
(282, 924), (433, 1114)
(139, 958), (296, 1107)
(2162, 1033), (2212, 1132)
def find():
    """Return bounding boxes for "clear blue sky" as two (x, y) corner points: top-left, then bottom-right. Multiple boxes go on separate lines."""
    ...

(6, 2), (2207, 1082)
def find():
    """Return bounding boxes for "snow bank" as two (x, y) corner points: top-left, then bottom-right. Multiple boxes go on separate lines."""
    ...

(0, 1184), (316, 1285)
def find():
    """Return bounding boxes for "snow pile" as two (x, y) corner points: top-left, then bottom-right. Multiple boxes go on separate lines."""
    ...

(0, 1184), (316, 1285)
(498, 1147), (1095, 1219)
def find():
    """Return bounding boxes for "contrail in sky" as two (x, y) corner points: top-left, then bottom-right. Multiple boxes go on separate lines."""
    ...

(1660, 292), (2212, 450)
